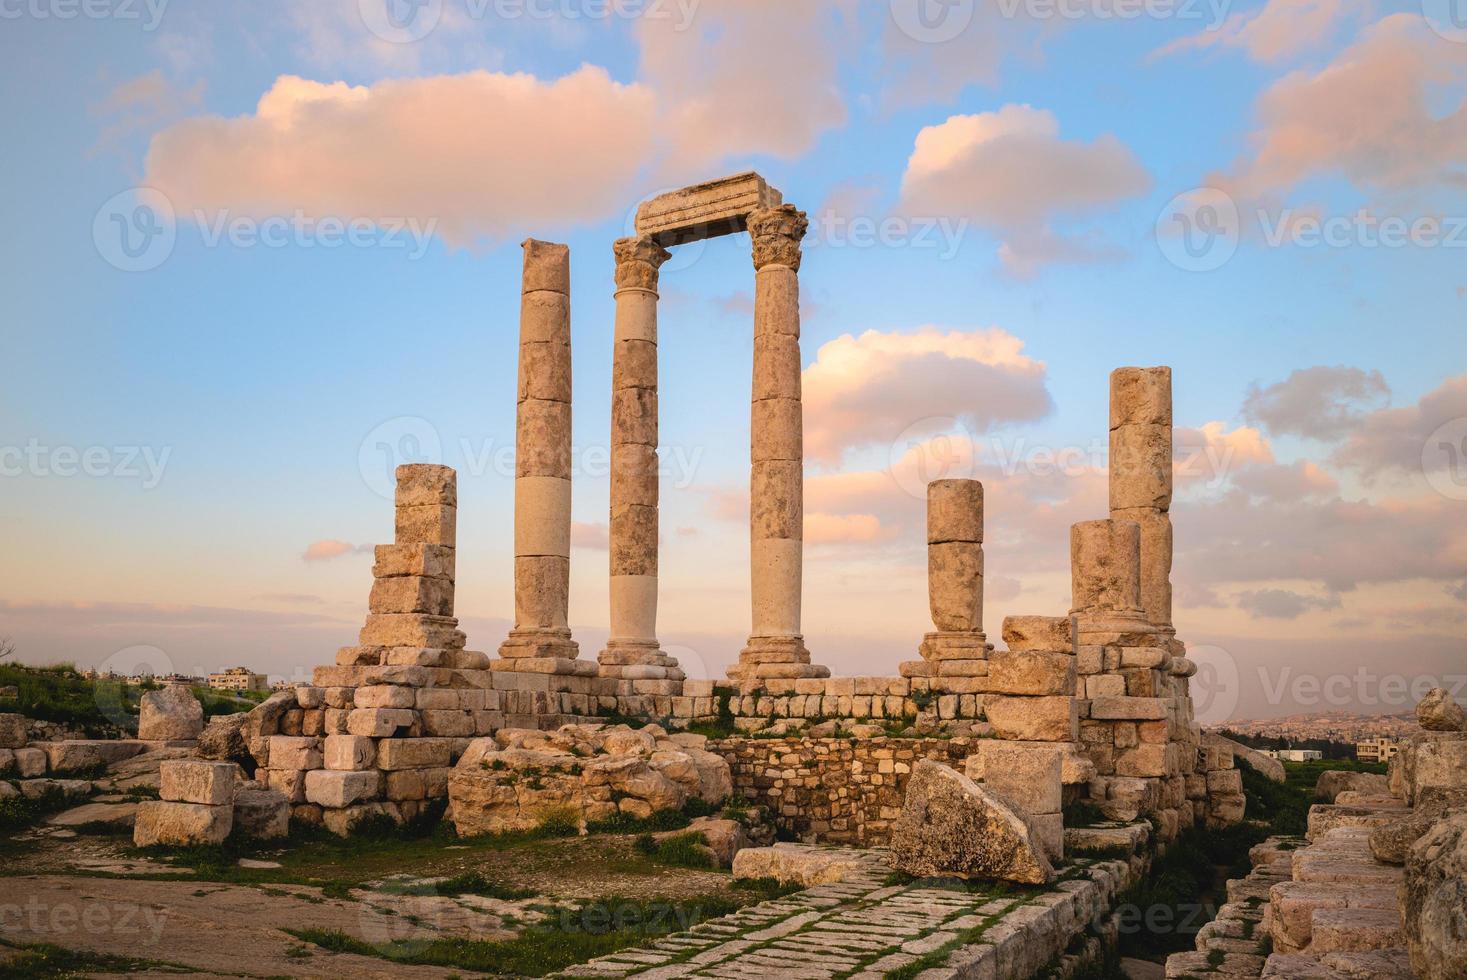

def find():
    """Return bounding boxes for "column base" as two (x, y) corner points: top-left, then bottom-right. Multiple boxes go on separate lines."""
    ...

(918, 631), (992, 661)
(498, 628), (580, 662)
(1072, 611), (1161, 647)
(598, 639), (684, 680)
(727, 635), (829, 680)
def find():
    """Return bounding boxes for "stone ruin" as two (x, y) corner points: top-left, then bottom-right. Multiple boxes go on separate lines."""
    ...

(165, 170), (1242, 848)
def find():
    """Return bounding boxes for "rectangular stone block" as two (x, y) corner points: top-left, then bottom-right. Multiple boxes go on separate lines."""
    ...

(988, 649), (1076, 696)
(374, 543), (455, 581)
(267, 736), (322, 771)
(0, 713), (27, 749)
(1002, 616), (1074, 653)
(928, 479), (983, 544)
(159, 760), (237, 806)
(1118, 646), (1168, 669)
(133, 801), (232, 847)
(305, 769), (380, 808)
(635, 171), (783, 247)
(369, 575), (454, 617)
(376, 737), (453, 770)
(395, 503), (456, 547)
(384, 647), (445, 667)
(1110, 366), (1172, 429)
(355, 685), (417, 709)
(1085, 674), (1126, 698)
(983, 695), (1078, 742)
(359, 615), (464, 650)
(323, 734), (376, 771)
(1115, 744), (1171, 778)
(980, 744), (1062, 814)
(422, 710), (475, 737)
(395, 463), (456, 507)
(266, 768), (306, 803)
(1089, 696), (1169, 721)
(346, 708), (416, 737)
(516, 398), (572, 478)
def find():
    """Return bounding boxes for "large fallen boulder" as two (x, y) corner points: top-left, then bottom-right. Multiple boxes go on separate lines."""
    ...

(448, 723), (733, 836)
(889, 759), (1054, 885)
(1417, 688), (1466, 733)
(138, 685), (203, 741)
(1403, 810), (1467, 979)
(1315, 769), (1389, 803)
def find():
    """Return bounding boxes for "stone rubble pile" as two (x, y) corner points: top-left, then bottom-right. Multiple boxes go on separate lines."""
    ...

(446, 722), (733, 836)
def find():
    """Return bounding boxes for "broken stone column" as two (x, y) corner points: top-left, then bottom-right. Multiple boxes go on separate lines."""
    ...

(1109, 367), (1174, 637)
(599, 235), (683, 687)
(499, 239), (580, 668)
(730, 205), (827, 682)
(922, 479), (989, 658)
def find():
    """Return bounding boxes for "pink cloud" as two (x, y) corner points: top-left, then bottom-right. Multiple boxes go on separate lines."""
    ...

(302, 539), (369, 562)
(1332, 374), (1467, 477)
(1242, 366), (1391, 441)
(570, 522), (609, 550)
(803, 327), (1052, 465)
(898, 105), (1149, 275)
(145, 68), (657, 249)
(804, 513), (893, 546)
(1153, 0), (1364, 63)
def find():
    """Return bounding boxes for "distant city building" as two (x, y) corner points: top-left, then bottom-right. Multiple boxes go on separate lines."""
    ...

(207, 667), (268, 693)
(271, 679), (296, 692)
(1263, 749), (1324, 762)
(1356, 737), (1402, 764)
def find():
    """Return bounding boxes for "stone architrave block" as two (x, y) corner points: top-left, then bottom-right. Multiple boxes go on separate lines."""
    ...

(988, 649), (1076, 696)
(635, 172), (783, 247)
(159, 761), (237, 806)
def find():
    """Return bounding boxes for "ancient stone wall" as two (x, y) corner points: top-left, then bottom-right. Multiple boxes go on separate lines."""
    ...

(711, 735), (973, 845)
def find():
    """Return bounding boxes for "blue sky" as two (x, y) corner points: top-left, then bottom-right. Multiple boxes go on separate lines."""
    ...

(2, 0), (1464, 718)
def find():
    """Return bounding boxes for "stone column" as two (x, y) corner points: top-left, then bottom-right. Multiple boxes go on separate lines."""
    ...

(498, 240), (580, 667)
(730, 205), (827, 681)
(1070, 519), (1145, 621)
(599, 236), (682, 682)
(1109, 367), (1174, 637)
(918, 479), (990, 662)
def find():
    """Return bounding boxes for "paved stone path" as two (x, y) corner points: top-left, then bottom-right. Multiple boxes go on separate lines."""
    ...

(560, 846), (1138, 980)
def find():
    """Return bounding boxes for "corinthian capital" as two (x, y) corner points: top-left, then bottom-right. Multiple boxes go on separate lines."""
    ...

(613, 235), (672, 292)
(749, 205), (809, 272)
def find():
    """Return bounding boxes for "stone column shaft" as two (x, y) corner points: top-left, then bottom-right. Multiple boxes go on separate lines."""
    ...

(499, 240), (579, 664)
(731, 205), (827, 681)
(1109, 367), (1174, 634)
(918, 479), (990, 662)
(600, 237), (682, 681)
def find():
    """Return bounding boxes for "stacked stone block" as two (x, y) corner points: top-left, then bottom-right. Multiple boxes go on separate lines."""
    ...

(499, 239), (586, 670)
(902, 479), (991, 678)
(973, 742), (1065, 862)
(134, 760), (235, 846)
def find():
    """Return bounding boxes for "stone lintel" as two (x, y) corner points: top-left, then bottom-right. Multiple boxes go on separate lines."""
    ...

(634, 172), (784, 248)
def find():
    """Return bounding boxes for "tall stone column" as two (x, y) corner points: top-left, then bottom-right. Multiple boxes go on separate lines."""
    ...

(1109, 367), (1174, 638)
(600, 236), (682, 682)
(919, 479), (990, 661)
(498, 240), (580, 667)
(730, 205), (827, 681)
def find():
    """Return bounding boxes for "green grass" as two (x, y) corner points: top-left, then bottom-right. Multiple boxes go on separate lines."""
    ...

(0, 786), (74, 842)
(286, 894), (749, 977)
(0, 662), (261, 735)
(633, 832), (715, 869)
(0, 941), (183, 979)
(379, 871), (538, 901)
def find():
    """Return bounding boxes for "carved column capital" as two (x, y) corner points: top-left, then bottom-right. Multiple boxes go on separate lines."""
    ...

(749, 205), (809, 272)
(613, 235), (672, 292)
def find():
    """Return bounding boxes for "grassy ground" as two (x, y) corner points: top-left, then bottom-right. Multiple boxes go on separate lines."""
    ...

(0, 662), (264, 735)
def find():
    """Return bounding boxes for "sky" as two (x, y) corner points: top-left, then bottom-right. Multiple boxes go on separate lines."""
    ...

(1, 0), (1465, 721)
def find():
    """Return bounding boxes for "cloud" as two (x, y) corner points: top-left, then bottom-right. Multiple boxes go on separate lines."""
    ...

(252, 593), (326, 605)
(1243, 366), (1391, 441)
(570, 522), (609, 550)
(1219, 14), (1467, 201)
(1236, 587), (1343, 619)
(1175, 421), (1275, 490)
(1153, 0), (1363, 63)
(802, 327), (1052, 465)
(302, 539), (370, 562)
(636, 0), (853, 176)
(804, 513), (893, 546)
(145, 68), (657, 249)
(1233, 460), (1339, 502)
(898, 105), (1149, 276)
(1332, 374), (1467, 477)
(91, 70), (205, 160)
(1450, 581), (1467, 601)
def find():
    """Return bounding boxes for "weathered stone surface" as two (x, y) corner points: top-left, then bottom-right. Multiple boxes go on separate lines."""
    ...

(1371, 806), (1455, 865)
(1404, 810), (1467, 979)
(1001, 616), (1073, 653)
(983, 695), (1078, 742)
(304, 769), (379, 808)
(681, 817), (747, 868)
(1210, 734), (1286, 783)
(395, 463), (456, 507)
(889, 759), (1054, 885)
(1315, 770), (1389, 803)
(928, 541), (983, 633)
(928, 479), (983, 544)
(267, 736), (323, 771)
(198, 712), (250, 766)
(731, 844), (864, 886)
(133, 800), (232, 846)
(160, 760), (237, 806)
(233, 786), (290, 839)
(138, 685), (204, 741)
(636, 171), (783, 247)
(978, 743), (1062, 815)
(987, 649), (1076, 696)
(1418, 687), (1467, 732)
(1070, 519), (1142, 616)
(323, 734), (376, 771)
(0, 713), (27, 749)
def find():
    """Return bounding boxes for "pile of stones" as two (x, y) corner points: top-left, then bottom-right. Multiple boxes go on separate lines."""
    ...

(447, 723), (733, 836)
(134, 759), (289, 846)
